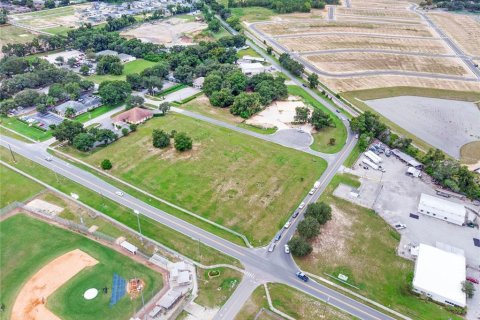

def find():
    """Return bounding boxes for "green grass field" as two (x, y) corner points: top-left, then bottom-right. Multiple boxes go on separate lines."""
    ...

(294, 174), (462, 320)
(195, 268), (242, 308)
(0, 147), (240, 267)
(237, 48), (262, 58)
(0, 214), (163, 320)
(88, 59), (158, 83)
(231, 7), (275, 21)
(75, 105), (119, 123)
(0, 117), (52, 141)
(44, 26), (73, 36)
(0, 126), (32, 142)
(60, 114), (326, 245)
(287, 86), (347, 154)
(0, 165), (44, 208)
(0, 25), (37, 47)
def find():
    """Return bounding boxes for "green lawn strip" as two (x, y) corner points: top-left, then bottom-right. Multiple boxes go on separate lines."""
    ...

(0, 214), (163, 320)
(88, 59), (158, 83)
(268, 283), (355, 320)
(0, 147), (241, 267)
(44, 26), (72, 36)
(294, 174), (462, 320)
(0, 125), (33, 143)
(287, 86), (347, 153)
(49, 149), (247, 246)
(156, 83), (188, 97)
(211, 26), (230, 39)
(74, 104), (120, 123)
(195, 267), (242, 308)
(343, 142), (362, 168)
(0, 164), (44, 208)
(237, 47), (262, 58)
(231, 7), (275, 21)
(57, 114), (326, 245)
(0, 116), (52, 141)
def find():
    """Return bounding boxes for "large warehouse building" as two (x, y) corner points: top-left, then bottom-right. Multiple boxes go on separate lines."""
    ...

(413, 244), (466, 308)
(418, 193), (466, 226)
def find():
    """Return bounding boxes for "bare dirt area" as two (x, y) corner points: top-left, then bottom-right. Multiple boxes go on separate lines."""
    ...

(245, 96), (313, 131)
(11, 249), (98, 320)
(121, 17), (207, 46)
(257, 21), (434, 37)
(427, 12), (480, 56)
(306, 52), (470, 76)
(350, 0), (410, 8)
(460, 140), (480, 167)
(277, 34), (450, 54)
(336, 7), (419, 19)
(321, 74), (480, 92)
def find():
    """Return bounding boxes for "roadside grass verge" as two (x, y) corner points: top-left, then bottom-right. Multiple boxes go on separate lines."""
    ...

(58, 113), (326, 246)
(195, 267), (242, 308)
(0, 116), (52, 141)
(0, 125), (33, 142)
(237, 47), (262, 58)
(293, 173), (462, 320)
(287, 86), (347, 154)
(0, 164), (44, 207)
(0, 147), (241, 267)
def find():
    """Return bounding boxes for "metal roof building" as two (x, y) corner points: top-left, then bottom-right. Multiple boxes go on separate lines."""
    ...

(418, 193), (466, 226)
(413, 244), (466, 308)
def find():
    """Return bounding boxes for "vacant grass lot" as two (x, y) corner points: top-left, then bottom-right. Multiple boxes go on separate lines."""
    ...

(61, 114), (326, 245)
(0, 25), (37, 49)
(0, 214), (163, 320)
(0, 116), (52, 141)
(88, 59), (158, 83)
(0, 147), (240, 267)
(231, 7), (275, 21)
(287, 86), (347, 153)
(0, 165), (44, 208)
(195, 268), (242, 308)
(294, 174), (462, 320)
(0, 126), (32, 142)
(236, 284), (354, 320)
(75, 105), (119, 123)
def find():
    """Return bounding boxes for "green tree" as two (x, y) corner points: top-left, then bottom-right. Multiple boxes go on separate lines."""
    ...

(294, 107), (310, 123)
(307, 73), (319, 88)
(51, 120), (85, 144)
(203, 73), (223, 96)
(64, 82), (81, 100)
(44, 0), (55, 8)
(208, 18), (221, 32)
(230, 92), (261, 119)
(297, 216), (320, 239)
(158, 102), (170, 116)
(67, 57), (77, 68)
(288, 237), (312, 256)
(462, 281), (475, 298)
(210, 88), (234, 108)
(36, 104), (48, 114)
(266, 46), (273, 55)
(98, 81), (132, 105)
(96, 55), (123, 75)
(310, 109), (333, 130)
(79, 64), (90, 76)
(305, 202), (332, 225)
(14, 89), (40, 108)
(129, 123), (138, 132)
(143, 76), (163, 95)
(73, 133), (95, 151)
(126, 95), (144, 109)
(174, 132), (192, 151)
(64, 107), (76, 118)
(126, 73), (143, 90)
(152, 129), (170, 148)
(101, 159), (112, 170)
(122, 127), (129, 136)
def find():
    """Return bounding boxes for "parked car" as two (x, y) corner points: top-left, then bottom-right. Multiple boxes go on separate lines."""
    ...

(309, 188), (315, 195)
(284, 245), (290, 254)
(45, 156), (53, 162)
(115, 191), (124, 197)
(284, 221), (291, 229)
(296, 271), (309, 282)
(302, 83), (307, 88)
(292, 210), (300, 218)
(274, 232), (282, 241)
(394, 223), (406, 230)
(268, 242), (276, 252)
(466, 277), (479, 284)
(298, 202), (306, 209)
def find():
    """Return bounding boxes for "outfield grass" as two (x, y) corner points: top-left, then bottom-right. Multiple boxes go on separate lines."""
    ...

(0, 116), (52, 141)
(59, 114), (326, 245)
(195, 268), (242, 308)
(75, 105), (119, 123)
(0, 214), (163, 320)
(88, 59), (158, 83)
(0, 165), (44, 208)
(231, 7), (276, 21)
(287, 86), (347, 154)
(294, 174), (462, 320)
(0, 147), (240, 267)
(341, 87), (480, 152)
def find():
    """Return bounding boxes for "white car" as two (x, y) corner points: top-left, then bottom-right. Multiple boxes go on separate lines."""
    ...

(284, 245), (290, 254)
(298, 202), (305, 209)
(268, 242), (276, 252)
(115, 191), (124, 197)
(309, 188), (315, 195)
(284, 221), (291, 229)
(394, 223), (406, 230)
(45, 156), (53, 162)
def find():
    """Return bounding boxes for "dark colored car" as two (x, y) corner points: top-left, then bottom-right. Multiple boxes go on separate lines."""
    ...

(274, 232), (282, 242)
(293, 210), (300, 218)
(296, 271), (309, 282)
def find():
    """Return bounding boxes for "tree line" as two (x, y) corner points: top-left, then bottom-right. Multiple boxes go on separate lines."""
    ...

(420, 0), (480, 12)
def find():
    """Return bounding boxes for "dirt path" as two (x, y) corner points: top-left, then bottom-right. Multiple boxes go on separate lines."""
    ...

(11, 249), (98, 320)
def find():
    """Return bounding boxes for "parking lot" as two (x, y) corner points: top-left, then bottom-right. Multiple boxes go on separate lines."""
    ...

(335, 146), (480, 269)
(163, 87), (201, 103)
(23, 112), (64, 129)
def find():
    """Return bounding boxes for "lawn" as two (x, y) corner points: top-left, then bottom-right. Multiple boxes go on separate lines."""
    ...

(0, 116), (52, 141)
(60, 114), (326, 245)
(0, 147), (240, 267)
(293, 174), (462, 320)
(0, 165), (44, 208)
(44, 26), (73, 36)
(0, 25), (36, 48)
(195, 267), (242, 308)
(235, 284), (354, 320)
(231, 7), (276, 21)
(0, 125), (32, 142)
(287, 86), (347, 154)
(88, 59), (158, 83)
(75, 105), (119, 123)
(237, 47), (262, 58)
(0, 214), (163, 320)
(341, 87), (480, 152)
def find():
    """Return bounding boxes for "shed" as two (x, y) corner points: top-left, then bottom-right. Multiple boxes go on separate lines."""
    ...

(157, 289), (183, 310)
(391, 149), (422, 168)
(412, 244), (466, 307)
(418, 193), (466, 226)
(120, 241), (138, 254)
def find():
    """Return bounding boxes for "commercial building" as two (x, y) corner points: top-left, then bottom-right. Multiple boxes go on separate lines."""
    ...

(412, 244), (466, 308)
(239, 62), (266, 76)
(112, 107), (153, 125)
(55, 95), (101, 117)
(418, 193), (466, 226)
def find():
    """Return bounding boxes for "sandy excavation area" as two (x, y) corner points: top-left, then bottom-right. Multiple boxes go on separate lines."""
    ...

(246, 96), (314, 131)
(121, 18), (207, 46)
(11, 249), (98, 320)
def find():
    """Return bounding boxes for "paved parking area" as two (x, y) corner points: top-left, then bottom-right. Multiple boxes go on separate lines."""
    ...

(164, 87), (201, 103)
(335, 150), (480, 268)
(23, 112), (64, 129)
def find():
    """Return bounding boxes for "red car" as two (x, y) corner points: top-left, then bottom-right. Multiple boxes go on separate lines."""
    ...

(466, 277), (479, 284)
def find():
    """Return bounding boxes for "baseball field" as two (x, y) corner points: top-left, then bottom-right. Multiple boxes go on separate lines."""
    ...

(0, 214), (163, 320)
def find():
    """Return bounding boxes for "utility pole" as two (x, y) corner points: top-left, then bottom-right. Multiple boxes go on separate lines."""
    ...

(8, 144), (16, 163)
(134, 209), (143, 245)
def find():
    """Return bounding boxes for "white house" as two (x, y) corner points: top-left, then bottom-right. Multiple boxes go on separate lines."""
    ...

(418, 193), (466, 226)
(412, 244), (466, 308)
(239, 62), (266, 76)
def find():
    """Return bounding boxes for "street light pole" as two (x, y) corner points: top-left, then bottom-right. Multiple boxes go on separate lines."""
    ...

(134, 209), (143, 245)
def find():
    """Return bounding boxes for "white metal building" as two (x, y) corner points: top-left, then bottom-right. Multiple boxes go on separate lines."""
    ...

(418, 193), (466, 226)
(412, 244), (466, 308)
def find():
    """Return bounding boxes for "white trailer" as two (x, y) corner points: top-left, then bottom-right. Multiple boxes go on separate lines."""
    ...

(362, 158), (379, 170)
(365, 151), (382, 164)
(314, 181), (320, 189)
